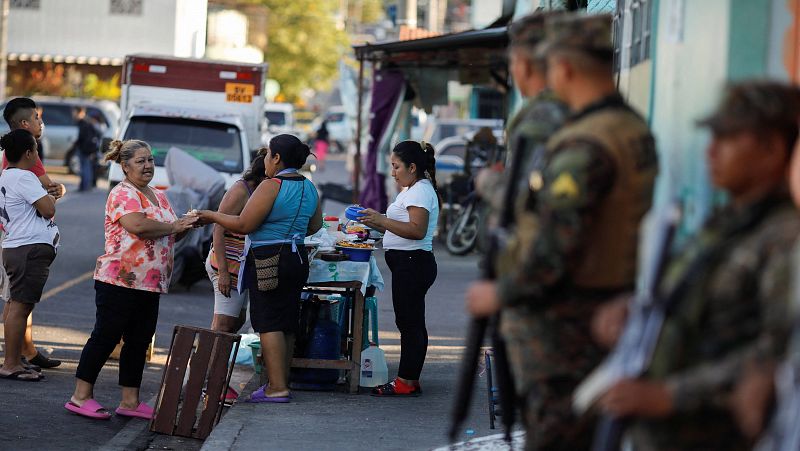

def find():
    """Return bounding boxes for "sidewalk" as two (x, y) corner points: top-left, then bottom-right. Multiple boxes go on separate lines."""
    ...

(200, 247), (509, 451)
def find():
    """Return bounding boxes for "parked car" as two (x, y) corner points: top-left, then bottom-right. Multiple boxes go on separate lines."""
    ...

(433, 128), (505, 184)
(0, 96), (121, 175)
(315, 105), (353, 153)
(423, 117), (504, 147)
(264, 102), (309, 143)
(295, 109), (317, 140)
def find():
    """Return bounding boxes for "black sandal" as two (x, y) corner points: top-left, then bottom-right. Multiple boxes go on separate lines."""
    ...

(20, 357), (41, 373)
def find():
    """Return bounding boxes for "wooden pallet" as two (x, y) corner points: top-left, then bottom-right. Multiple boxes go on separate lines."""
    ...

(150, 326), (240, 440)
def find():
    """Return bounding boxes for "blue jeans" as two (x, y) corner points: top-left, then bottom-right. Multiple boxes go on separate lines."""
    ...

(79, 152), (94, 191)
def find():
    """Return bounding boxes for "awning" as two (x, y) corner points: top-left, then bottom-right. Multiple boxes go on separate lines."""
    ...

(353, 26), (508, 70)
(7, 53), (123, 66)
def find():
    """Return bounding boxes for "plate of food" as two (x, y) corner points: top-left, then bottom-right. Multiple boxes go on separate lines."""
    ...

(335, 240), (376, 262)
(344, 225), (370, 240)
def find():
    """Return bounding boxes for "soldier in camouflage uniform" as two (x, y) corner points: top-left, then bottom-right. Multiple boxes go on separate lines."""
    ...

(596, 81), (800, 451)
(467, 13), (657, 450)
(475, 12), (567, 216)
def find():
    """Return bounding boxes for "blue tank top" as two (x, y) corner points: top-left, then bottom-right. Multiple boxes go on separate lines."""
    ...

(249, 175), (318, 245)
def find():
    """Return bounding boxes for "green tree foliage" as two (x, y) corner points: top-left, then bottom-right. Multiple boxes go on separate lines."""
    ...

(349, 0), (385, 24)
(258, 0), (350, 102)
(82, 73), (122, 100)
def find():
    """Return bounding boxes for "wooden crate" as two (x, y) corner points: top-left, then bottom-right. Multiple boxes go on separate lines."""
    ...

(150, 326), (240, 440)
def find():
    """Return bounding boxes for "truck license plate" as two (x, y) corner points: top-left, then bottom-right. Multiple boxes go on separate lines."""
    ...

(225, 83), (254, 103)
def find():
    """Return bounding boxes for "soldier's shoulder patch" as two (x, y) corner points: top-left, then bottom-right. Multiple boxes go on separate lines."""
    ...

(550, 172), (579, 199)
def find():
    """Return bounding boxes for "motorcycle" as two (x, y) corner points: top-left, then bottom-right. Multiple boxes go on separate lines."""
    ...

(443, 137), (503, 256)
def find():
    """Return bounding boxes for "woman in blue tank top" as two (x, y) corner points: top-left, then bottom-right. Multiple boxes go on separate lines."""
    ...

(196, 134), (322, 403)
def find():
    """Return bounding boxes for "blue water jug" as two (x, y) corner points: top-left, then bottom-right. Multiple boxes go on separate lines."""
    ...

(290, 302), (341, 391)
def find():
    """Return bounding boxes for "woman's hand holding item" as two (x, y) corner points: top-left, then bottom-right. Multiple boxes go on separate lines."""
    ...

(171, 215), (198, 234)
(358, 208), (385, 230)
(192, 210), (216, 226)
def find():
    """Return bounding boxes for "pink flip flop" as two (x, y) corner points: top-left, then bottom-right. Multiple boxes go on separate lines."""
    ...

(64, 399), (112, 420)
(115, 402), (154, 419)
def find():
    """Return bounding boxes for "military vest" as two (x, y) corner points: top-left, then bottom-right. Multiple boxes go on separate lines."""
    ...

(546, 104), (657, 290)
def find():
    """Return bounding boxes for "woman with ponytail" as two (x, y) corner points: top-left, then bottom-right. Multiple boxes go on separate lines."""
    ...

(358, 140), (440, 397)
(195, 134), (322, 403)
(66, 139), (197, 420)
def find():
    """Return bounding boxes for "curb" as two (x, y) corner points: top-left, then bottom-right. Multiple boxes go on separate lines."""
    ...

(200, 372), (258, 451)
(98, 395), (157, 451)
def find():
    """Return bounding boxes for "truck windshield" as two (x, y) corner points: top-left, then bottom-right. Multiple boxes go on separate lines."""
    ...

(124, 116), (243, 173)
(265, 111), (287, 126)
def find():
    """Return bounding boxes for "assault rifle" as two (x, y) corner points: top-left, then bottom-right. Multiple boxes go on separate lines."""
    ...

(571, 202), (682, 451)
(449, 137), (531, 443)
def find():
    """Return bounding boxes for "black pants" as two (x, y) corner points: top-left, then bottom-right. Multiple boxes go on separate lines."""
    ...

(76, 281), (160, 387)
(385, 249), (437, 381)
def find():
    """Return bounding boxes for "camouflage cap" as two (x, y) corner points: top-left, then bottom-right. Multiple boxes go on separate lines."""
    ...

(697, 81), (800, 138)
(538, 13), (613, 60)
(509, 12), (557, 50)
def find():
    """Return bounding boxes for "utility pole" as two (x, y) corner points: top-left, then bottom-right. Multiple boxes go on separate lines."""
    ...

(0, 0), (9, 101)
(398, 0), (417, 28)
(427, 0), (442, 33)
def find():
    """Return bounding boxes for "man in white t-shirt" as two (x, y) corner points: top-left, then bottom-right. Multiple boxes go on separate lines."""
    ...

(0, 129), (58, 381)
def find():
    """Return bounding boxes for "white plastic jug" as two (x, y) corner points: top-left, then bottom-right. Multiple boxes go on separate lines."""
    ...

(359, 343), (388, 387)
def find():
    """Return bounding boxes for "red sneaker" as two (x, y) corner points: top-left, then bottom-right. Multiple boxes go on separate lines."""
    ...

(370, 378), (422, 397)
(223, 386), (239, 406)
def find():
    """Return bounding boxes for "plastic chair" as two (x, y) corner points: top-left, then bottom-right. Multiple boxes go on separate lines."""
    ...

(333, 294), (380, 351)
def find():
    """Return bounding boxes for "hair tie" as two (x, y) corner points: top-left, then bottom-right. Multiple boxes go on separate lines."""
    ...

(420, 140), (427, 151)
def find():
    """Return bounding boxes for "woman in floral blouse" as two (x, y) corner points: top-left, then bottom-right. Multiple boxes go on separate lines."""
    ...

(65, 140), (197, 420)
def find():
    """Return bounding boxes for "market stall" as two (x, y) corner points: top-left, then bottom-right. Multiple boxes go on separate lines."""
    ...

(285, 223), (385, 394)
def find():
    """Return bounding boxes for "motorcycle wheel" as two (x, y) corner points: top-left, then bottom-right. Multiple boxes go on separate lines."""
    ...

(446, 206), (480, 255)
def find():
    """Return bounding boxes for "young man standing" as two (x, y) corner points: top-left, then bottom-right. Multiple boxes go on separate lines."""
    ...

(1, 97), (64, 370)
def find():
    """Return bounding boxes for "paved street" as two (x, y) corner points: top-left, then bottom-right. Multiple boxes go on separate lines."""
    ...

(0, 173), (224, 451)
(0, 159), (502, 450)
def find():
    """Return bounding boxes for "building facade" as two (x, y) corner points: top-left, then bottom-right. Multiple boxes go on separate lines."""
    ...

(5, 0), (207, 98)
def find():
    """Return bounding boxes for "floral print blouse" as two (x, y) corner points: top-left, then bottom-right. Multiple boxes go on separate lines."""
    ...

(94, 181), (177, 293)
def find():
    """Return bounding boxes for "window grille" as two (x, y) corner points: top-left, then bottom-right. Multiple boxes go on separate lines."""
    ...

(10, 0), (40, 9)
(110, 0), (143, 15)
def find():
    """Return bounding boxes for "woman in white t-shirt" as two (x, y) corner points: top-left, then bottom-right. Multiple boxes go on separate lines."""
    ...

(359, 140), (440, 396)
(0, 129), (58, 382)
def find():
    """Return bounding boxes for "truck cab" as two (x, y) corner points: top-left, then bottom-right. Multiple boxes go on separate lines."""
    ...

(109, 54), (268, 190)
(108, 105), (251, 189)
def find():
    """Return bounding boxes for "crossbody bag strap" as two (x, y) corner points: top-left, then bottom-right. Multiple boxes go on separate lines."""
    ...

(277, 179), (306, 254)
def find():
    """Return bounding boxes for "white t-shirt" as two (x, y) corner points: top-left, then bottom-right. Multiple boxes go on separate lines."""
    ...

(0, 168), (59, 249)
(382, 179), (439, 251)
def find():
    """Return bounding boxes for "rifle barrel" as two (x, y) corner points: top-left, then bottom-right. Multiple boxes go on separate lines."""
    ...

(449, 317), (489, 441)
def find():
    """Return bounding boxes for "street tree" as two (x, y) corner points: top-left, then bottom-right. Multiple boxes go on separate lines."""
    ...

(258, 0), (349, 102)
